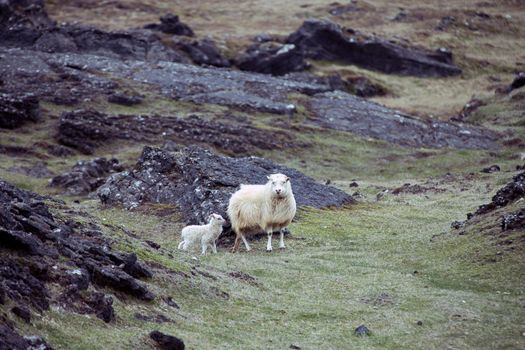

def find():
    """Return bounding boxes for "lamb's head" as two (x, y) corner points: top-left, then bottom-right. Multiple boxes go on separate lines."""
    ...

(266, 173), (291, 198)
(209, 213), (226, 226)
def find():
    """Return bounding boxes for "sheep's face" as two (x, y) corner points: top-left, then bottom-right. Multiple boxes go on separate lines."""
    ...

(267, 173), (291, 198)
(209, 213), (226, 226)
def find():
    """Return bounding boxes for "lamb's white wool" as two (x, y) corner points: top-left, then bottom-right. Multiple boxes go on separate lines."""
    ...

(178, 214), (226, 255)
(227, 173), (296, 252)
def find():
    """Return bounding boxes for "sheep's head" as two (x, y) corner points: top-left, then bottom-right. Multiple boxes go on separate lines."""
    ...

(266, 173), (291, 198)
(209, 213), (226, 226)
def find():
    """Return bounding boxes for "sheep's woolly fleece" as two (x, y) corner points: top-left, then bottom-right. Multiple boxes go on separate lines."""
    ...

(98, 146), (354, 225)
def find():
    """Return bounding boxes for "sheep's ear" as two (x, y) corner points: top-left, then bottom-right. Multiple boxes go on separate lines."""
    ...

(285, 176), (290, 182)
(266, 175), (271, 180)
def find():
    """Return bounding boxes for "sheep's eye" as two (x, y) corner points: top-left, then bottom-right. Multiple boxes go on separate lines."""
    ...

(272, 182), (276, 185)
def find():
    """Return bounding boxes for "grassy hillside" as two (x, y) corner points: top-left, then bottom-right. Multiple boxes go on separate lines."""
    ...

(1, 0), (524, 349)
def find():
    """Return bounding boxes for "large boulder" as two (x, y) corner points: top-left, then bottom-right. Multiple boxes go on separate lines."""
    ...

(97, 146), (354, 225)
(236, 42), (310, 76)
(0, 92), (40, 129)
(287, 19), (462, 77)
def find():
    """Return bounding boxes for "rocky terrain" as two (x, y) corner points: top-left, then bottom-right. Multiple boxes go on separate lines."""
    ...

(1, 0), (524, 349)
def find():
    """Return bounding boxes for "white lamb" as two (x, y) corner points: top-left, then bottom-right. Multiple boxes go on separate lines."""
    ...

(228, 173), (296, 252)
(178, 213), (226, 255)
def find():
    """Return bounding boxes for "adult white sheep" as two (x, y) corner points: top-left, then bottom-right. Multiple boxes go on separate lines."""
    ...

(228, 173), (296, 252)
(178, 213), (226, 255)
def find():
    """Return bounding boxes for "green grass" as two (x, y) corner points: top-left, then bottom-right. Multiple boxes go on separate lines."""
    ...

(9, 173), (523, 350)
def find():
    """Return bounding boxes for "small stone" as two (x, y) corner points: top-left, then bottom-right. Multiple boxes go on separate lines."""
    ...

(416, 321), (423, 326)
(354, 324), (371, 336)
(349, 181), (359, 187)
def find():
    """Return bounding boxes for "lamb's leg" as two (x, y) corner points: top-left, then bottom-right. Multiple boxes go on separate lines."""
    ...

(212, 241), (217, 254)
(201, 243), (208, 255)
(241, 234), (251, 251)
(266, 230), (273, 252)
(178, 241), (184, 250)
(279, 229), (286, 250)
(182, 241), (190, 250)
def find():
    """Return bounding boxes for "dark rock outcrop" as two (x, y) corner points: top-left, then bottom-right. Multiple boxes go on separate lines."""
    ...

(0, 179), (155, 331)
(308, 91), (499, 150)
(0, 0), (55, 48)
(0, 317), (53, 350)
(50, 158), (124, 196)
(178, 38), (231, 67)
(149, 331), (185, 350)
(236, 42), (310, 76)
(144, 14), (194, 36)
(33, 25), (187, 62)
(0, 93), (40, 129)
(475, 172), (525, 215)
(150, 330), (185, 350)
(97, 146), (354, 225)
(0, 1), (187, 63)
(56, 109), (303, 156)
(287, 19), (461, 77)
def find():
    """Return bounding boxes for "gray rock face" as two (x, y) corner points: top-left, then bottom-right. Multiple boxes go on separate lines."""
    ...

(97, 146), (354, 225)
(0, 46), (497, 149)
(309, 91), (499, 150)
(287, 19), (462, 77)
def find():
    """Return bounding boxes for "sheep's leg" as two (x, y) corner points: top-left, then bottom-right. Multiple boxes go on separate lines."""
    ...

(241, 234), (251, 251)
(201, 243), (208, 255)
(178, 241), (184, 250)
(279, 229), (286, 250)
(212, 241), (217, 254)
(232, 235), (241, 252)
(266, 230), (273, 252)
(182, 241), (190, 250)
